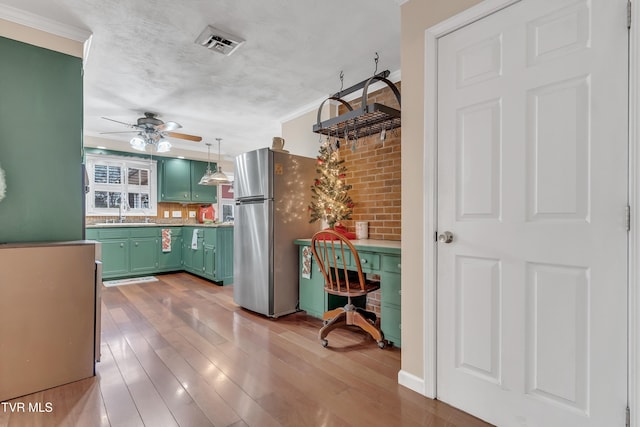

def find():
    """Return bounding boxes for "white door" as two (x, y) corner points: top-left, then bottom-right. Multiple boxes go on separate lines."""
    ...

(436, 1), (628, 426)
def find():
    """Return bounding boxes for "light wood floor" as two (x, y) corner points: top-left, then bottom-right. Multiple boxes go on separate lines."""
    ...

(0, 273), (492, 427)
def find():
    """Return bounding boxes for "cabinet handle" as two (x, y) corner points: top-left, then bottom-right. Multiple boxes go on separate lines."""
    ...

(362, 259), (368, 264)
(398, 290), (402, 296)
(135, 242), (139, 247)
(120, 243), (124, 248)
(397, 263), (401, 269)
(195, 194), (199, 198)
(184, 194), (188, 198)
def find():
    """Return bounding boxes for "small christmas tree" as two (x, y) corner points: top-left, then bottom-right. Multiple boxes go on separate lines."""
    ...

(309, 141), (354, 228)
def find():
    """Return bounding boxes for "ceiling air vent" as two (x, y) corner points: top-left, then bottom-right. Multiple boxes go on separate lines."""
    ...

(195, 25), (245, 56)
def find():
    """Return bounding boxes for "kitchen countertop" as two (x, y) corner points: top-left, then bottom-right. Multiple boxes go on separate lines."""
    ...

(86, 223), (234, 228)
(294, 238), (401, 254)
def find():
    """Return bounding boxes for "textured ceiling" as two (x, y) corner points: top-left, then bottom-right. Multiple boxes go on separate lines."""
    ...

(0, 0), (401, 161)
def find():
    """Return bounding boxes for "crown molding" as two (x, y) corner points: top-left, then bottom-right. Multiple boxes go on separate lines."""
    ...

(0, 4), (91, 42)
(279, 69), (402, 124)
(395, 0), (410, 5)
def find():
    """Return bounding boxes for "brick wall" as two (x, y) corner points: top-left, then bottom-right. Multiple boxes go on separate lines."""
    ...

(337, 81), (402, 241)
(329, 81), (402, 314)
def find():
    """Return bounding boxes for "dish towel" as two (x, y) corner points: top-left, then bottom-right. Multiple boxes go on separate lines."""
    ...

(301, 246), (312, 279)
(161, 229), (172, 252)
(191, 228), (199, 249)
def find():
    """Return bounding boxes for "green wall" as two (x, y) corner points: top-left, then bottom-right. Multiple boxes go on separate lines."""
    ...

(0, 36), (83, 243)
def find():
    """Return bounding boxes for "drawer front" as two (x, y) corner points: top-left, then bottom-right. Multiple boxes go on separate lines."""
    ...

(357, 252), (380, 272)
(96, 229), (130, 239)
(85, 229), (99, 240)
(381, 303), (401, 347)
(382, 255), (401, 273)
(130, 227), (158, 238)
(314, 246), (351, 267)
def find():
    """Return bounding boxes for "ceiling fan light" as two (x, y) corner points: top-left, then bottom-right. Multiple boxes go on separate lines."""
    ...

(130, 135), (147, 151)
(156, 139), (172, 153)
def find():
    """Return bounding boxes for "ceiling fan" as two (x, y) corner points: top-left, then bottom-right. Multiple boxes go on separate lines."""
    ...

(101, 112), (202, 153)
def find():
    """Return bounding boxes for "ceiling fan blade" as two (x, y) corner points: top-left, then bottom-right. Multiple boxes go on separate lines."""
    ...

(101, 116), (136, 128)
(157, 121), (182, 132)
(167, 131), (202, 142)
(99, 131), (139, 134)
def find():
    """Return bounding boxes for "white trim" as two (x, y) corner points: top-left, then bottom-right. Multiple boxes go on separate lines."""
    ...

(0, 4), (92, 42)
(630, 1), (640, 425)
(278, 69), (402, 124)
(421, 0), (522, 400)
(398, 370), (425, 395)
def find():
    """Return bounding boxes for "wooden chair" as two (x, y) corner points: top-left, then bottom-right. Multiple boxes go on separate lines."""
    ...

(311, 229), (386, 349)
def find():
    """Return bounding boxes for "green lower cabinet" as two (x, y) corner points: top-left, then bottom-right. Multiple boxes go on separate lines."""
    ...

(182, 239), (193, 271)
(87, 225), (233, 282)
(298, 246), (326, 318)
(213, 227), (234, 284)
(380, 304), (401, 347)
(380, 255), (402, 347)
(158, 228), (183, 271)
(101, 239), (129, 278)
(296, 244), (402, 348)
(203, 244), (215, 278)
(130, 236), (159, 274)
(192, 243), (204, 274)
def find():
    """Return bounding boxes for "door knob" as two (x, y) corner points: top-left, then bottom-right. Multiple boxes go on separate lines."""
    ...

(438, 231), (454, 244)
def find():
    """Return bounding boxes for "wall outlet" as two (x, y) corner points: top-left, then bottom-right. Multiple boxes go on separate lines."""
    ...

(171, 211), (182, 218)
(163, 211), (169, 218)
(189, 211), (196, 218)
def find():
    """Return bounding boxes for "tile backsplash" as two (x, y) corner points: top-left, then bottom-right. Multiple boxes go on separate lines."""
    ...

(85, 202), (212, 225)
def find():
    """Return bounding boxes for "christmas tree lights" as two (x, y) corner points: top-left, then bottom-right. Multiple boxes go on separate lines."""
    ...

(309, 141), (354, 228)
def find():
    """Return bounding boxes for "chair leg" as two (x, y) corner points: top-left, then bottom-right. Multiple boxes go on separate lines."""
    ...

(323, 307), (345, 321)
(355, 307), (377, 325)
(348, 311), (385, 346)
(319, 310), (347, 346)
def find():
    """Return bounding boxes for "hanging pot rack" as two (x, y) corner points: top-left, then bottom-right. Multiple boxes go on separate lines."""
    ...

(312, 69), (401, 140)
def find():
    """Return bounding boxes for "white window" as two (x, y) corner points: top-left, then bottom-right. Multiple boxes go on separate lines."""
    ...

(85, 153), (157, 216)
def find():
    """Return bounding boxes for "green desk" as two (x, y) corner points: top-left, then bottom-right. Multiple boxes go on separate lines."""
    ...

(294, 238), (402, 347)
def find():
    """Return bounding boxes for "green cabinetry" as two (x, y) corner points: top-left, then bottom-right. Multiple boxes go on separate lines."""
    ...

(183, 226), (234, 284)
(158, 227), (183, 271)
(100, 239), (129, 278)
(88, 225), (233, 283)
(295, 240), (401, 347)
(130, 228), (159, 274)
(380, 255), (402, 347)
(298, 246), (326, 318)
(158, 159), (217, 203)
(190, 161), (217, 203)
(86, 229), (130, 278)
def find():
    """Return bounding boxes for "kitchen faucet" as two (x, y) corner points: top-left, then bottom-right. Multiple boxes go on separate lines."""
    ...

(118, 193), (129, 223)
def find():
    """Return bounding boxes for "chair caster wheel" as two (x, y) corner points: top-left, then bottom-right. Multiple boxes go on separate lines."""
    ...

(377, 340), (386, 349)
(321, 339), (328, 348)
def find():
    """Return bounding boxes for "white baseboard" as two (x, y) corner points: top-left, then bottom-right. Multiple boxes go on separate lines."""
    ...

(398, 369), (426, 396)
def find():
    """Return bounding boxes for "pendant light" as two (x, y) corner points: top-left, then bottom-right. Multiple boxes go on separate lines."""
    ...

(198, 138), (232, 185)
(198, 142), (215, 185)
(208, 138), (232, 184)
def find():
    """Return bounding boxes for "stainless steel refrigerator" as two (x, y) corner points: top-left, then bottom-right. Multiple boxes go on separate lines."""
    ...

(233, 147), (319, 317)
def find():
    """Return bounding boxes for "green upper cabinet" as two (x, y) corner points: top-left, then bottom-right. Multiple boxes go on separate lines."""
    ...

(190, 161), (217, 203)
(158, 158), (216, 203)
(0, 37), (83, 243)
(158, 158), (191, 202)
